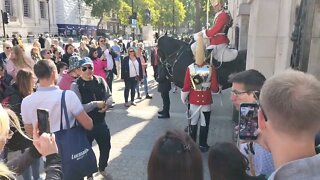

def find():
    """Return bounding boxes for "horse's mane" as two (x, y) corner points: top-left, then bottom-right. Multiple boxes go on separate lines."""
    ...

(157, 35), (189, 57)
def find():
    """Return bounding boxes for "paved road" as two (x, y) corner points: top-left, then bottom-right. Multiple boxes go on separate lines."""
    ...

(14, 60), (235, 180)
(94, 66), (235, 180)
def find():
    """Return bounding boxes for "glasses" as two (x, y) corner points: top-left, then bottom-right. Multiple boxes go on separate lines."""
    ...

(5, 47), (12, 50)
(81, 66), (93, 71)
(231, 90), (248, 96)
(252, 91), (268, 121)
(129, 50), (134, 53)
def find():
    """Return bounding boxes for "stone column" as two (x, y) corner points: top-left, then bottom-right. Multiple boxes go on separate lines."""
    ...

(246, 0), (298, 78)
(15, 0), (24, 25)
(307, 0), (320, 79)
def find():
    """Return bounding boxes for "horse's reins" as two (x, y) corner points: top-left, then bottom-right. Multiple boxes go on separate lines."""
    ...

(161, 45), (186, 78)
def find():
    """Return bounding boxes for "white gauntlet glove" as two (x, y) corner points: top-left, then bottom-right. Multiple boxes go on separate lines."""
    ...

(181, 91), (189, 104)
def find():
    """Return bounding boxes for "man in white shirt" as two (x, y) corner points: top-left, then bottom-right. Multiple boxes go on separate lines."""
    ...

(257, 70), (320, 179)
(21, 60), (94, 135)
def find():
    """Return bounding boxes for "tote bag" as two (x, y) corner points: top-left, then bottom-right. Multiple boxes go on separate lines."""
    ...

(55, 90), (97, 179)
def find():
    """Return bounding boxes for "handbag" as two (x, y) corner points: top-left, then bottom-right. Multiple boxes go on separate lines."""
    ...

(55, 90), (98, 179)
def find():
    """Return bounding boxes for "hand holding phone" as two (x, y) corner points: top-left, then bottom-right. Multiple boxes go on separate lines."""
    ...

(37, 109), (50, 135)
(238, 103), (259, 140)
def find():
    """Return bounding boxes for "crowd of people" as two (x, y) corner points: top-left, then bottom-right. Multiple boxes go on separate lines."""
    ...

(0, 32), (161, 179)
(0, 0), (319, 179)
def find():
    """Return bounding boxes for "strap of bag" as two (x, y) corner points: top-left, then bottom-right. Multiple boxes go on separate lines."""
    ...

(60, 90), (70, 130)
(131, 58), (139, 76)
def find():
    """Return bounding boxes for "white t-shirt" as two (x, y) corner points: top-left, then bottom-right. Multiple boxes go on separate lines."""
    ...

(104, 49), (114, 71)
(21, 86), (84, 133)
(129, 59), (139, 78)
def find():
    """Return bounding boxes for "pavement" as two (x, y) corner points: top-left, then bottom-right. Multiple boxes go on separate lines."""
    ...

(11, 51), (235, 180)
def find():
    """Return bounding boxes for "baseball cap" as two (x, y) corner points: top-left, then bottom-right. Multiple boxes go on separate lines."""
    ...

(68, 55), (81, 72)
(79, 57), (93, 67)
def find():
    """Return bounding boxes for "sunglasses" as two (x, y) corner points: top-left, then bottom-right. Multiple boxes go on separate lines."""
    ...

(129, 50), (134, 53)
(5, 47), (12, 49)
(81, 66), (93, 71)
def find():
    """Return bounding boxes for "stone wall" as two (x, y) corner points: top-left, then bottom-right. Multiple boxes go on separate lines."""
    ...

(0, 0), (57, 36)
(228, 0), (320, 79)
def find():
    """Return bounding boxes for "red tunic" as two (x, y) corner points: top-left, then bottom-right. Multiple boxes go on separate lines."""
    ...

(182, 64), (219, 105)
(205, 10), (230, 45)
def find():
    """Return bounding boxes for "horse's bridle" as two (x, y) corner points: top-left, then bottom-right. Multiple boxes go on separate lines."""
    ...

(159, 45), (187, 77)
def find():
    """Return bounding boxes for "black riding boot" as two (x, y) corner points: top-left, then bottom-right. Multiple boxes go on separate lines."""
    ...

(190, 125), (198, 143)
(199, 112), (211, 152)
(199, 126), (209, 152)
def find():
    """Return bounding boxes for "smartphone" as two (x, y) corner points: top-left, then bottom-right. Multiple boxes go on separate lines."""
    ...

(37, 109), (50, 135)
(238, 103), (259, 140)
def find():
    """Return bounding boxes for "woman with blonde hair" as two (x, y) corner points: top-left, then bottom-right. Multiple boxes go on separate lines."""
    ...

(7, 46), (35, 80)
(0, 106), (62, 179)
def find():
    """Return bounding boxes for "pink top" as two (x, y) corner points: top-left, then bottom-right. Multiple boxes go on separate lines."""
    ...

(6, 57), (35, 80)
(92, 58), (107, 79)
(58, 72), (75, 90)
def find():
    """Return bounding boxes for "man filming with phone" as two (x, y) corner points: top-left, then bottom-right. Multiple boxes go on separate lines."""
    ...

(21, 60), (93, 136)
(228, 69), (274, 177)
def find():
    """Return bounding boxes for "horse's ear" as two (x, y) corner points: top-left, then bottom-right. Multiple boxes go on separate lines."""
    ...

(165, 31), (167, 36)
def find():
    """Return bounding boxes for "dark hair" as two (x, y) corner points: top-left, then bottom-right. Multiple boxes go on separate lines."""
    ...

(208, 142), (260, 180)
(89, 48), (98, 60)
(56, 62), (68, 74)
(65, 44), (74, 54)
(228, 69), (266, 92)
(148, 130), (203, 180)
(34, 60), (57, 79)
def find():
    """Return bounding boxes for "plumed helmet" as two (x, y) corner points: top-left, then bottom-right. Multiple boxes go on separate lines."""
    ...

(68, 55), (81, 72)
(195, 33), (206, 65)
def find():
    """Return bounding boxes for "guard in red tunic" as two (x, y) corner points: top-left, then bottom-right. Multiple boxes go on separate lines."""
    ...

(204, 0), (232, 48)
(181, 32), (219, 152)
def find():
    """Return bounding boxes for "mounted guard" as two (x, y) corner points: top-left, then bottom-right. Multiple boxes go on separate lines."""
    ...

(181, 32), (219, 152)
(191, 0), (237, 63)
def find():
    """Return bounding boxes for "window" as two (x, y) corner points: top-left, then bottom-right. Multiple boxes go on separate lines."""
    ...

(23, 0), (30, 17)
(4, 0), (12, 16)
(40, 1), (46, 19)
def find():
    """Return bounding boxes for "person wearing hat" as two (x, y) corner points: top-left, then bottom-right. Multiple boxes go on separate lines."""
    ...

(70, 57), (112, 177)
(58, 55), (81, 90)
(181, 32), (219, 152)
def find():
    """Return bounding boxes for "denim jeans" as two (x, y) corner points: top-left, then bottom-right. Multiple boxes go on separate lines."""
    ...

(136, 75), (148, 96)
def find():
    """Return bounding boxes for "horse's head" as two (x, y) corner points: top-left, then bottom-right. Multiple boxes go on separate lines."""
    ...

(157, 35), (188, 65)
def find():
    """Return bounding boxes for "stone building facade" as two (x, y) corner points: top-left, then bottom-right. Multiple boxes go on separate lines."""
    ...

(0, 0), (57, 37)
(0, 0), (99, 37)
(228, 0), (320, 79)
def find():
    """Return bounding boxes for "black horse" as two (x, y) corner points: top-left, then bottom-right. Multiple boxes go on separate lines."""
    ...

(157, 35), (247, 90)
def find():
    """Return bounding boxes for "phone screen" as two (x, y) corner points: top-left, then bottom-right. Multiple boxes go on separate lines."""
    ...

(37, 109), (50, 135)
(239, 103), (259, 140)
